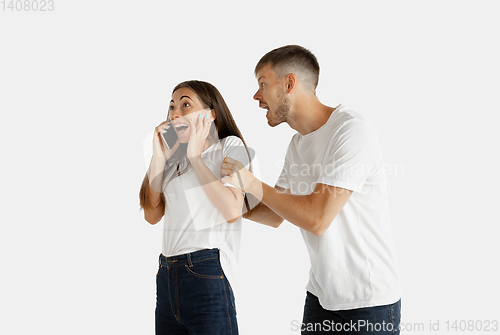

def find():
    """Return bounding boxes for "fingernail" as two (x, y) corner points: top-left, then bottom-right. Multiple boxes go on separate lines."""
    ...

(163, 129), (167, 133)
(191, 118), (193, 121)
(206, 115), (208, 118)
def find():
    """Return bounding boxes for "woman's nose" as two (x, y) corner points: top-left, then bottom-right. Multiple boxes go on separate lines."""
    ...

(170, 111), (182, 120)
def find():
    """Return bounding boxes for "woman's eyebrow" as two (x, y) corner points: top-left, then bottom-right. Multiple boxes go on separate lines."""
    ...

(170, 96), (193, 103)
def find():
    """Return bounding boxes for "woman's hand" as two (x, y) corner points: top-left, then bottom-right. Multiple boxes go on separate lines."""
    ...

(153, 120), (180, 161)
(186, 109), (214, 161)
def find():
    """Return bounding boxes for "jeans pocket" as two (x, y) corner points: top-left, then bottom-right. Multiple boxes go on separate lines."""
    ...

(156, 264), (162, 277)
(184, 258), (223, 280)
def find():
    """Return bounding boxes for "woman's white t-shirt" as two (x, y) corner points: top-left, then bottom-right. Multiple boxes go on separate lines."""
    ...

(161, 135), (250, 289)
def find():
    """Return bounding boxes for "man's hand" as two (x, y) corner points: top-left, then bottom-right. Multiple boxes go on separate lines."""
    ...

(221, 157), (352, 235)
(220, 157), (260, 196)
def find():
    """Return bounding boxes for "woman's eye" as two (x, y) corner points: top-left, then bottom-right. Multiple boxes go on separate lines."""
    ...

(261, 83), (265, 88)
(183, 102), (191, 107)
(169, 106), (174, 110)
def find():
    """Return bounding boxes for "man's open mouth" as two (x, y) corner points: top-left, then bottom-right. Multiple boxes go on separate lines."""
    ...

(260, 104), (269, 116)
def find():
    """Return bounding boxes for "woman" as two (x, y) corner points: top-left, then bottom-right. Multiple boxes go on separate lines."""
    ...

(139, 80), (254, 335)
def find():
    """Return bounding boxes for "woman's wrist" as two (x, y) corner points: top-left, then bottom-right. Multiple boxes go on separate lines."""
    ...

(188, 156), (204, 167)
(152, 152), (168, 163)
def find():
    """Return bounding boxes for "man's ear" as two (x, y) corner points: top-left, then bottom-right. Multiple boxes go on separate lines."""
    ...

(285, 73), (297, 94)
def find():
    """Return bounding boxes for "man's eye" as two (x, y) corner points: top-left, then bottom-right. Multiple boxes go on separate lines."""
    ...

(261, 83), (265, 88)
(169, 106), (174, 110)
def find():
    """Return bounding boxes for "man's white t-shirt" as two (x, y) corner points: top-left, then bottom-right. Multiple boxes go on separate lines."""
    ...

(276, 104), (401, 310)
(161, 135), (251, 290)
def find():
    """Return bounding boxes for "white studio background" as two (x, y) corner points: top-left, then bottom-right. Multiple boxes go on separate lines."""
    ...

(1, 1), (499, 334)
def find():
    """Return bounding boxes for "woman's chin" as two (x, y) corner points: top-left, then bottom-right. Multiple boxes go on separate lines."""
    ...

(178, 136), (189, 144)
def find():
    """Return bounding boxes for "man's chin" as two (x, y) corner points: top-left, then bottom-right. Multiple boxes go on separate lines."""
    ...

(268, 119), (284, 127)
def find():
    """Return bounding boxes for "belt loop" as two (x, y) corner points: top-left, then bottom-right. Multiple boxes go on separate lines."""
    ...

(158, 253), (162, 266)
(187, 253), (193, 267)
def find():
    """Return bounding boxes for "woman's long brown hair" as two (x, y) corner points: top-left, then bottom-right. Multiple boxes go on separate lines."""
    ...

(139, 80), (256, 219)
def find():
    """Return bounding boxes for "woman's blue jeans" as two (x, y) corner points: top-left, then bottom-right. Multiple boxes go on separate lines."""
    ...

(155, 248), (238, 335)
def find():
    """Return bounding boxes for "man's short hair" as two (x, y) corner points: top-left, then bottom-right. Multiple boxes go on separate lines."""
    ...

(254, 45), (320, 92)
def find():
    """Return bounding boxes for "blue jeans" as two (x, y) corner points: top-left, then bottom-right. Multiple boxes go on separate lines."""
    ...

(301, 291), (401, 334)
(155, 249), (238, 335)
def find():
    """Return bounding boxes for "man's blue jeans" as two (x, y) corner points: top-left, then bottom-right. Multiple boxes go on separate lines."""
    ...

(155, 249), (238, 335)
(301, 291), (401, 334)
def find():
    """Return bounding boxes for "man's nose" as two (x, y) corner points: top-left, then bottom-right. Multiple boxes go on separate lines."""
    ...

(253, 90), (261, 101)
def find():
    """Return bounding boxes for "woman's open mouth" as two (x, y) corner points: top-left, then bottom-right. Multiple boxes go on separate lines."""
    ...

(173, 123), (189, 134)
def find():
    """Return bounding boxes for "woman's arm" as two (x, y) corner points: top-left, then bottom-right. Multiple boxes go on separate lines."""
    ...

(189, 157), (244, 223)
(143, 183), (165, 225)
(185, 112), (245, 223)
(143, 156), (167, 224)
(139, 120), (179, 225)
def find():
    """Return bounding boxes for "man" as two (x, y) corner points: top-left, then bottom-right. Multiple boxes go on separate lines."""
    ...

(221, 45), (401, 334)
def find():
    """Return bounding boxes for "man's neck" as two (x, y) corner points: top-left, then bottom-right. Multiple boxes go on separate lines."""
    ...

(287, 96), (337, 136)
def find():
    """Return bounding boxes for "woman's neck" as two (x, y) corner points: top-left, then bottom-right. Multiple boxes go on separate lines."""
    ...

(203, 137), (216, 152)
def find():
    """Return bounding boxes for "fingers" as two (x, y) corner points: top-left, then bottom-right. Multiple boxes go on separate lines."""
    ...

(221, 166), (229, 177)
(187, 114), (196, 133)
(202, 111), (209, 129)
(199, 109), (213, 134)
(221, 159), (232, 177)
(200, 112), (209, 136)
(223, 157), (245, 170)
(155, 120), (171, 134)
(223, 157), (239, 165)
(221, 158), (231, 175)
(221, 157), (244, 176)
(188, 109), (213, 137)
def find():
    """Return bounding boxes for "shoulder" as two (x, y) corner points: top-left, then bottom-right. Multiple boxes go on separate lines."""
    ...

(330, 106), (378, 142)
(221, 135), (247, 157)
(222, 135), (244, 147)
(221, 135), (253, 167)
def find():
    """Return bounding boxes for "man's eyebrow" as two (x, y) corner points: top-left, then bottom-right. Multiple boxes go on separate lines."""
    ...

(257, 76), (265, 81)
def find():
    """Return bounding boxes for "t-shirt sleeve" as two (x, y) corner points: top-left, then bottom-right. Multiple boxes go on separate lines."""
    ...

(221, 136), (253, 192)
(317, 119), (379, 193)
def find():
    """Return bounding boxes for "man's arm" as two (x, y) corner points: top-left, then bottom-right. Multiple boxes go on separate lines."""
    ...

(253, 182), (352, 236)
(221, 158), (352, 235)
(243, 186), (289, 228)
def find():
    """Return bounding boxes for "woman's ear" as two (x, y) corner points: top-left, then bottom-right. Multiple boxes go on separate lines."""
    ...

(211, 109), (216, 121)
